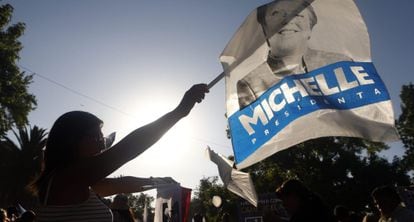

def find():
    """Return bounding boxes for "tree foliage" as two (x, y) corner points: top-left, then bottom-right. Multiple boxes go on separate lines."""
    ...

(193, 137), (411, 218)
(190, 177), (239, 222)
(0, 4), (36, 137)
(0, 125), (47, 207)
(398, 83), (414, 170)
(125, 192), (155, 221)
(246, 137), (410, 213)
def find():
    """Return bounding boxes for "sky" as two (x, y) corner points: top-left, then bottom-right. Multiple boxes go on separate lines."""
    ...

(4, 0), (414, 198)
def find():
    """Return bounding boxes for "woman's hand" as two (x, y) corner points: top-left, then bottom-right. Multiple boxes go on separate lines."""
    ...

(176, 84), (209, 117)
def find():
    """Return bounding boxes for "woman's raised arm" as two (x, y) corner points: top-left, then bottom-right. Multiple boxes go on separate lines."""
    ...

(65, 84), (209, 186)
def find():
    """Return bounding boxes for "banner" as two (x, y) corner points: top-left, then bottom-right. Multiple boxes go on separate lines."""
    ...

(206, 147), (258, 207)
(143, 202), (148, 222)
(221, 0), (399, 169)
(181, 187), (192, 222)
(154, 184), (192, 222)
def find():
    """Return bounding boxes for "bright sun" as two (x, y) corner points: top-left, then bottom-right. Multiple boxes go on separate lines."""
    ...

(107, 91), (198, 172)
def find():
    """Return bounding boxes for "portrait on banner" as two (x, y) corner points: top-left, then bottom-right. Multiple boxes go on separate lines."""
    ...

(237, 0), (354, 108)
(222, 0), (370, 114)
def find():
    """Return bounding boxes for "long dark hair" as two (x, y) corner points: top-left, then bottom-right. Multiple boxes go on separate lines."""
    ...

(31, 111), (103, 196)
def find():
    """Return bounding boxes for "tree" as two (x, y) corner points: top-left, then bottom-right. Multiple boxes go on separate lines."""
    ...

(0, 125), (47, 207)
(192, 139), (409, 219)
(398, 83), (414, 170)
(125, 192), (154, 221)
(246, 137), (410, 213)
(190, 177), (239, 222)
(0, 4), (36, 138)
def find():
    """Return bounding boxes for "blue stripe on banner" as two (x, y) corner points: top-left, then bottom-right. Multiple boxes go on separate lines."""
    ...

(229, 61), (390, 164)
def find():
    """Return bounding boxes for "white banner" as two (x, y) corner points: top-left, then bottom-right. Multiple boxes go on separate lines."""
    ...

(206, 147), (258, 207)
(221, 0), (398, 169)
(154, 184), (191, 222)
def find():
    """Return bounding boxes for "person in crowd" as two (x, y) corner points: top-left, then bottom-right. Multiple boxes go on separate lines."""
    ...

(111, 194), (135, 222)
(275, 179), (335, 222)
(6, 206), (19, 222)
(361, 212), (380, 222)
(333, 205), (361, 222)
(360, 203), (380, 222)
(237, 0), (351, 108)
(101, 197), (113, 207)
(371, 185), (414, 222)
(0, 209), (9, 222)
(193, 213), (203, 222)
(31, 84), (208, 221)
(221, 213), (230, 222)
(17, 210), (36, 222)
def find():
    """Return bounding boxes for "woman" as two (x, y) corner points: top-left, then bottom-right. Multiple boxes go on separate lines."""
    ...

(111, 194), (135, 222)
(33, 84), (208, 221)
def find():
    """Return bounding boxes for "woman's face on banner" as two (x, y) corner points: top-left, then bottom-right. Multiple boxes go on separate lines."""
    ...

(263, 1), (312, 58)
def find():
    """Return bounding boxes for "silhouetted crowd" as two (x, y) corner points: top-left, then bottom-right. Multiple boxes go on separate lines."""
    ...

(0, 206), (35, 222)
(2, 182), (414, 222)
(193, 180), (414, 222)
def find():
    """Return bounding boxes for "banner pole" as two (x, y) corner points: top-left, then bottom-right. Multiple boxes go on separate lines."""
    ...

(207, 72), (225, 89)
